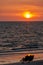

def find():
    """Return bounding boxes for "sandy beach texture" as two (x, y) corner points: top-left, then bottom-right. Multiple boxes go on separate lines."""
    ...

(3, 60), (43, 65)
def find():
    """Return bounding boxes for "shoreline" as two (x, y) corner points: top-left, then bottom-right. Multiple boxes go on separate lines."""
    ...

(0, 49), (43, 55)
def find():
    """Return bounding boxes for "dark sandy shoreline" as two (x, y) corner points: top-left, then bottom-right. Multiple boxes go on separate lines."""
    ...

(3, 60), (43, 65)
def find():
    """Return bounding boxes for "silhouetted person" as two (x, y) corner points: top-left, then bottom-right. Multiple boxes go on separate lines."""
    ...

(21, 54), (34, 63)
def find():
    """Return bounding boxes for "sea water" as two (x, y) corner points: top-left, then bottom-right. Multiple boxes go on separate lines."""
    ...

(0, 21), (43, 64)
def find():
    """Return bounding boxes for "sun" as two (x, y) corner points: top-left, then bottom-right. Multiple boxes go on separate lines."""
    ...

(23, 11), (33, 18)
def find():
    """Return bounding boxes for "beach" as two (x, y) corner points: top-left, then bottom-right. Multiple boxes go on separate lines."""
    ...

(3, 60), (43, 65)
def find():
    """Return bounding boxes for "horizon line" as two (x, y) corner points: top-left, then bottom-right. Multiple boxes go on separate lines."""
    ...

(0, 21), (43, 22)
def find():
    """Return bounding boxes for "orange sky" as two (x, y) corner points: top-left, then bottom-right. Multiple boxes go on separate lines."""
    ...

(0, 0), (43, 21)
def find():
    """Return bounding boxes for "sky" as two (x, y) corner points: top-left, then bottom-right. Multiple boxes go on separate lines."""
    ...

(0, 0), (43, 21)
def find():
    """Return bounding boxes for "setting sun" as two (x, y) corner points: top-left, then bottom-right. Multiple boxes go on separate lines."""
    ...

(23, 12), (33, 19)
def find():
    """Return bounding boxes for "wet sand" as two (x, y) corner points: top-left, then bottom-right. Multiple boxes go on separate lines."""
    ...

(0, 53), (43, 65)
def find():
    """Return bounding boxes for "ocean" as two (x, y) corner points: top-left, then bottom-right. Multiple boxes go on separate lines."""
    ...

(0, 21), (43, 64)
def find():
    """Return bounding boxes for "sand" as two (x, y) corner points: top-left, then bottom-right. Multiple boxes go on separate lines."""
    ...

(3, 60), (43, 65)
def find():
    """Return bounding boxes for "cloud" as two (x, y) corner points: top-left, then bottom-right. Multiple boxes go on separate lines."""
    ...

(0, 0), (43, 21)
(0, 0), (43, 6)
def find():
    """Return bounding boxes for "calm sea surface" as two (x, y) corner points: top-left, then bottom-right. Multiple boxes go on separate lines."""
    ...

(0, 21), (43, 64)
